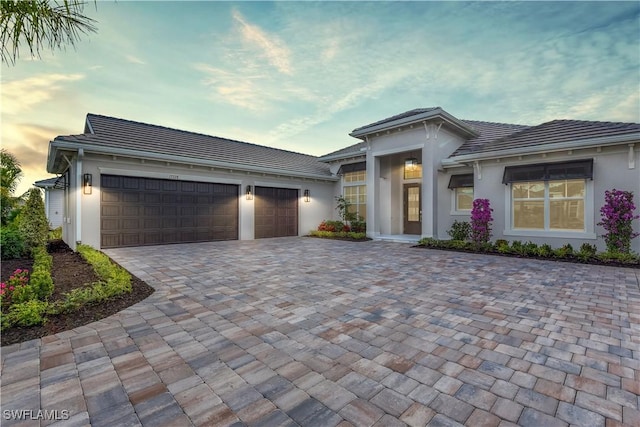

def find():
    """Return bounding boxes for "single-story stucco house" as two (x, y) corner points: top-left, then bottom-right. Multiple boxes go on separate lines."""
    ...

(46, 107), (640, 252)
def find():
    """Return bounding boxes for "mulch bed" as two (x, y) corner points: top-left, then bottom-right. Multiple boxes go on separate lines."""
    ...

(1, 240), (155, 346)
(414, 244), (640, 269)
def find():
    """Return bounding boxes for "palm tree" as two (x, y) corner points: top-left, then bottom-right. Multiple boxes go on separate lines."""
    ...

(1, 148), (23, 224)
(0, 0), (97, 65)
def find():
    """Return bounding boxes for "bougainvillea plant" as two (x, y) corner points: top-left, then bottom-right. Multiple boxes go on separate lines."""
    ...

(597, 189), (639, 254)
(471, 198), (493, 244)
(0, 268), (29, 308)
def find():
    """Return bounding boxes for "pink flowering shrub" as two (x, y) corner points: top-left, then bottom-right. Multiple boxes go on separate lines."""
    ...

(597, 189), (639, 254)
(0, 269), (29, 308)
(471, 199), (493, 244)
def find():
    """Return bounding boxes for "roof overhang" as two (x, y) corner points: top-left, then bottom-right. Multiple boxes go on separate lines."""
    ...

(317, 149), (367, 163)
(47, 138), (339, 182)
(350, 108), (479, 140)
(442, 133), (640, 168)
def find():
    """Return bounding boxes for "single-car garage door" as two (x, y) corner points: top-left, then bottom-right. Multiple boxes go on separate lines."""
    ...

(100, 175), (238, 248)
(254, 187), (298, 239)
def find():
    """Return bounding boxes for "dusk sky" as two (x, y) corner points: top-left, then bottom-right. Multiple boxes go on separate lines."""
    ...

(2, 1), (639, 196)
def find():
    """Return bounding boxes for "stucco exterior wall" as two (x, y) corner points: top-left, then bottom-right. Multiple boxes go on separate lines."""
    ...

(72, 154), (335, 250)
(363, 124), (467, 237)
(460, 145), (640, 252)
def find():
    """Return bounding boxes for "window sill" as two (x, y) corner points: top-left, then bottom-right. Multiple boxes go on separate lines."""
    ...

(450, 211), (471, 216)
(503, 230), (597, 240)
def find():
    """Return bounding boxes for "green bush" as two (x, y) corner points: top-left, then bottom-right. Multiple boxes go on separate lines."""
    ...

(351, 219), (366, 233)
(553, 243), (574, 258)
(308, 230), (367, 240)
(1, 224), (25, 259)
(48, 227), (62, 240)
(17, 189), (49, 256)
(447, 220), (471, 241)
(523, 242), (539, 256)
(579, 243), (597, 257)
(495, 239), (509, 248)
(537, 244), (553, 257)
(4, 300), (49, 327)
(47, 245), (133, 316)
(597, 251), (640, 265)
(317, 220), (346, 232)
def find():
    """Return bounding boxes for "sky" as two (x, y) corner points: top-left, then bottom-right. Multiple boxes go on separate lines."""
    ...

(2, 1), (639, 197)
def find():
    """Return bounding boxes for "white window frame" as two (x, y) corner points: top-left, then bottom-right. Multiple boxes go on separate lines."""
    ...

(342, 171), (366, 220)
(504, 179), (596, 239)
(451, 187), (474, 215)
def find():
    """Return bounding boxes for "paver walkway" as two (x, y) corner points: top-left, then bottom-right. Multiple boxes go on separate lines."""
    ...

(1, 238), (639, 427)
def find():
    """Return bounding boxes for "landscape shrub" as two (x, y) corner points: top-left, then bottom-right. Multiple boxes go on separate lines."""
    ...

(317, 220), (345, 232)
(351, 219), (366, 233)
(417, 236), (637, 267)
(48, 227), (62, 240)
(470, 199), (493, 244)
(308, 230), (366, 240)
(4, 300), (49, 327)
(537, 244), (553, 258)
(0, 269), (29, 307)
(447, 220), (471, 241)
(553, 244), (574, 258)
(0, 225), (25, 259)
(598, 189), (639, 254)
(17, 189), (49, 255)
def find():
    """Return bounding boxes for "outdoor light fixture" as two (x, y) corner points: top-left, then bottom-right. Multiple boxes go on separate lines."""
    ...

(245, 185), (253, 200)
(83, 173), (92, 195)
(304, 189), (310, 203)
(405, 157), (418, 172)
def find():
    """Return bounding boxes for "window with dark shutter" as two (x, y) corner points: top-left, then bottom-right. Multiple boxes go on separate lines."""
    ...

(502, 159), (593, 184)
(447, 174), (474, 189)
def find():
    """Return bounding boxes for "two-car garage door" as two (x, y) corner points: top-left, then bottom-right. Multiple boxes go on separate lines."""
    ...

(100, 175), (239, 248)
(100, 175), (299, 248)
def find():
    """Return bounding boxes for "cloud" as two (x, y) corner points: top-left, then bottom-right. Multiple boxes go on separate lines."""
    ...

(0, 123), (70, 195)
(193, 63), (266, 110)
(231, 9), (292, 75)
(1, 74), (84, 115)
(125, 54), (146, 65)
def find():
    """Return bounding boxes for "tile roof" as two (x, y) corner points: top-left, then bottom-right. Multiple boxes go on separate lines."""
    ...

(451, 119), (640, 157)
(318, 141), (367, 161)
(350, 108), (441, 134)
(55, 114), (333, 178)
(452, 120), (530, 156)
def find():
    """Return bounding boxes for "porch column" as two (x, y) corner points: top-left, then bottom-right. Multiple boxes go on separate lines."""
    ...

(422, 133), (436, 238)
(366, 154), (380, 239)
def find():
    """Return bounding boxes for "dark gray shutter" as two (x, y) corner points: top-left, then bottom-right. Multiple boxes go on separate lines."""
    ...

(448, 174), (474, 189)
(337, 162), (366, 175)
(502, 159), (593, 184)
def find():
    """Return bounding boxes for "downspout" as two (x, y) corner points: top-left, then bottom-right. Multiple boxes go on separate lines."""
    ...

(76, 149), (84, 245)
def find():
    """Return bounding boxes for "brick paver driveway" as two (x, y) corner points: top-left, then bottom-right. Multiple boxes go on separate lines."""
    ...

(2, 238), (639, 427)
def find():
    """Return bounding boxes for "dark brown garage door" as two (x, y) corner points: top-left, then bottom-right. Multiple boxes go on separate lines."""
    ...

(254, 187), (298, 239)
(100, 175), (238, 248)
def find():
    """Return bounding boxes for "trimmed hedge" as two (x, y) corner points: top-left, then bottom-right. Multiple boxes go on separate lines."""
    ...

(417, 238), (639, 267)
(50, 244), (132, 314)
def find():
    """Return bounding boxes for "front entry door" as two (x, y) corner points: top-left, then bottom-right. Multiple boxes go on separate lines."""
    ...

(404, 184), (422, 235)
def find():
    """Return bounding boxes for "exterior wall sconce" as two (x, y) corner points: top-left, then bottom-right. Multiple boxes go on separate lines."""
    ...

(83, 173), (92, 195)
(405, 157), (418, 172)
(304, 189), (310, 203)
(245, 185), (253, 200)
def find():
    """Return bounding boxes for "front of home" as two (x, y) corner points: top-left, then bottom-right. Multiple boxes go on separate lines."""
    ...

(46, 107), (640, 252)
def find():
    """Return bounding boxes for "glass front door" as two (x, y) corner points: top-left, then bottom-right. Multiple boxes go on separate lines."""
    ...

(404, 184), (421, 235)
